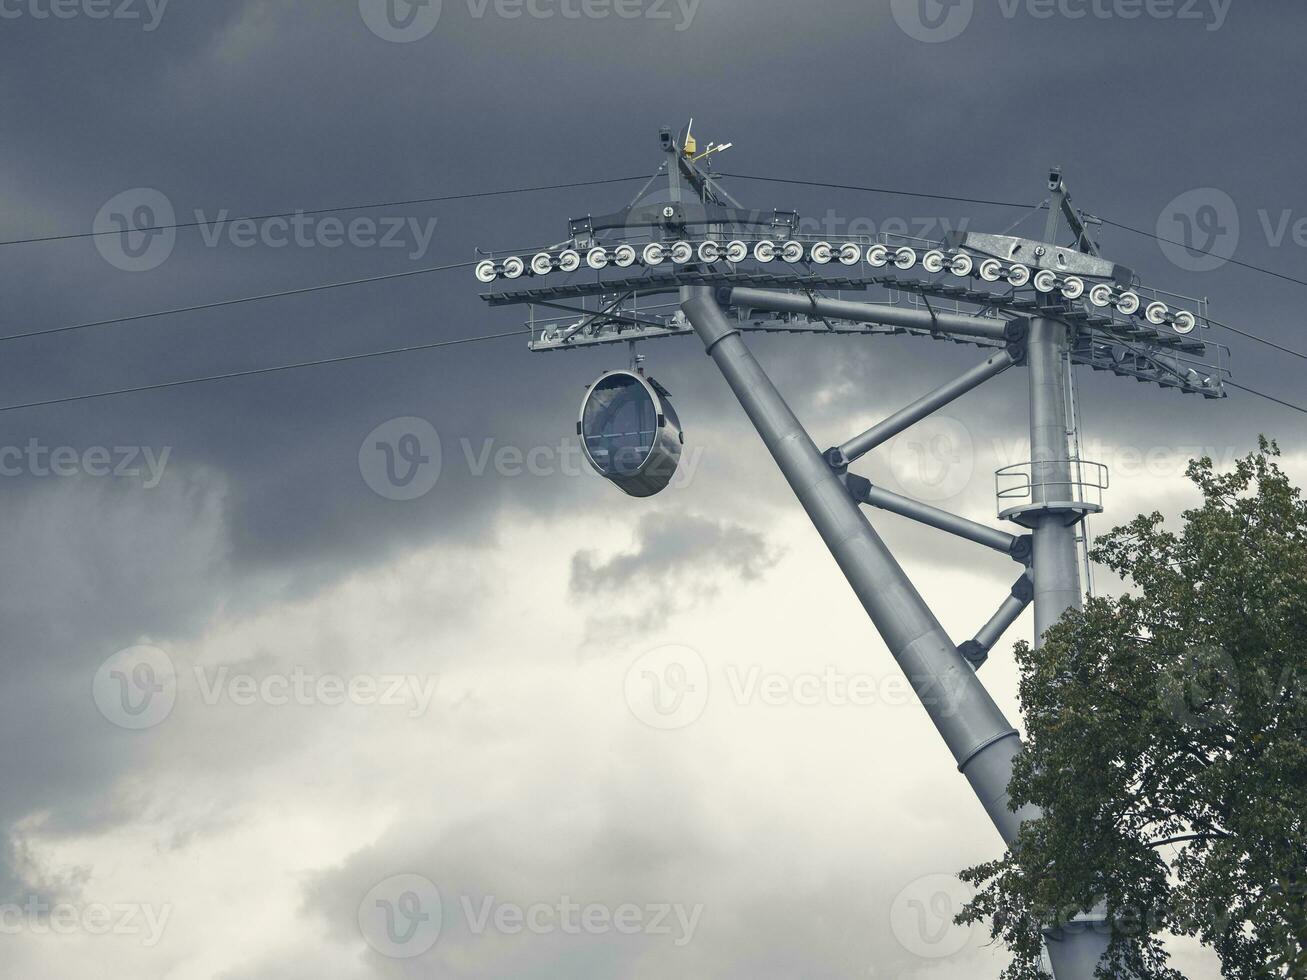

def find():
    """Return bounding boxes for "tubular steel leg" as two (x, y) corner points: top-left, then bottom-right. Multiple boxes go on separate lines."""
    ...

(1026, 312), (1114, 977)
(681, 287), (1037, 844)
(1027, 315), (1083, 644)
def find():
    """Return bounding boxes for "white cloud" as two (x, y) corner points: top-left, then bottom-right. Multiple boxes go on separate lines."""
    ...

(4, 495), (1037, 978)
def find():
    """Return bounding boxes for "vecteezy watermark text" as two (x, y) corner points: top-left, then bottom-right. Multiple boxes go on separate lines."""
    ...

(796, 211), (969, 242)
(460, 895), (701, 945)
(192, 211), (438, 260)
(623, 645), (970, 731)
(0, 897), (171, 947)
(358, 0), (699, 43)
(192, 665), (438, 717)
(996, 0), (1230, 29)
(358, 416), (707, 502)
(0, 441), (170, 487)
(892, 0), (1229, 43)
(465, 0), (698, 30)
(93, 645), (439, 730)
(93, 188), (439, 272)
(358, 873), (703, 958)
(0, 0), (170, 31)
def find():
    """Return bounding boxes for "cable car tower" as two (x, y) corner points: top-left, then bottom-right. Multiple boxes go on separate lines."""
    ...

(473, 126), (1232, 979)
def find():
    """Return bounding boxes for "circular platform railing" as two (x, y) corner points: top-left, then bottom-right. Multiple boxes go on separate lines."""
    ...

(995, 459), (1108, 527)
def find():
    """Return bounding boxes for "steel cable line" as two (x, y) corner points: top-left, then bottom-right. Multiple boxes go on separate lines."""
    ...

(17, 250), (1307, 363)
(719, 171), (1307, 359)
(722, 171), (1306, 288)
(717, 172), (1034, 210)
(1096, 216), (1307, 290)
(1203, 317), (1307, 361)
(0, 175), (652, 247)
(0, 328), (531, 414)
(3, 323), (1302, 417)
(11, 167), (1301, 292)
(0, 168), (1301, 416)
(14, 169), (1305, 360)
(1224, 382), (1307, 416)
(1, 260), (478, 343)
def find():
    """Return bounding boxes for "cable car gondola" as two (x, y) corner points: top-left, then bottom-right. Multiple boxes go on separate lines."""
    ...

(578, 370), (683, 497)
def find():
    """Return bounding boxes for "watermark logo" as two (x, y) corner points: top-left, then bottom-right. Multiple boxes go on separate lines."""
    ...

(94, 188), (439, 270)
(889, 873), (978, 959)
(1157, 187), (1240, 272)
(624, 644), (709, 731)
(892, 0), (1230, 41)
(193, 666), (437, 716)
(359, 0), (443, 41)
(1158, 188), (1307, 272)
(95, 651), (438, 730)
(359, 874), (443, 958)
(360, 418), (705, 499)
(358, 876), (702, 956)
(93, 645), (177, 730)
(888, 416), (974, 502)
(891, 0), (974, 43)
(94, 188), (175, 273)
(360, 417), (443, 501)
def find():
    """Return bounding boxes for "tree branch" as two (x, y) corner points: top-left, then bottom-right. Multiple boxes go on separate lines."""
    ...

(1146, 831), (1233, 849)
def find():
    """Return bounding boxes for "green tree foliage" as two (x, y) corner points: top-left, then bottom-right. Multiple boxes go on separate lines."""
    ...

(959, 440), (1307, 979)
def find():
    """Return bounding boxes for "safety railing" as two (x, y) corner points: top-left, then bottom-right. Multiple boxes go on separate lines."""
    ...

(995, 458), (1108, 519)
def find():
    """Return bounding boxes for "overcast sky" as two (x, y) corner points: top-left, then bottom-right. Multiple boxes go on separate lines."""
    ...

(0, 1), (1303, 978)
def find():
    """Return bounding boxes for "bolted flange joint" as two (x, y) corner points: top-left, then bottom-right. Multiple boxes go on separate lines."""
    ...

(843, 471), (870, 501)
(1004, 319), (1030, 365)
(1008, 534), (1034, 566)
(1011, 574), (1035, 604)
(958, 640), (987, 670)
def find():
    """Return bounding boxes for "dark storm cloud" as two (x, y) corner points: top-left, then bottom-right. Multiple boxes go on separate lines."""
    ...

(569, 512), (780, 595)
(0, 0), (1300, 589)
(0, 473), (229, 899)
(565, 508), (782, 647)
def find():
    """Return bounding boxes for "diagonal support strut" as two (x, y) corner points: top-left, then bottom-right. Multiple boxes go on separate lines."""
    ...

(958, 574), (1035, 670)
(846, 474), (1031, 562)
(834, 338), (1026, 466)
